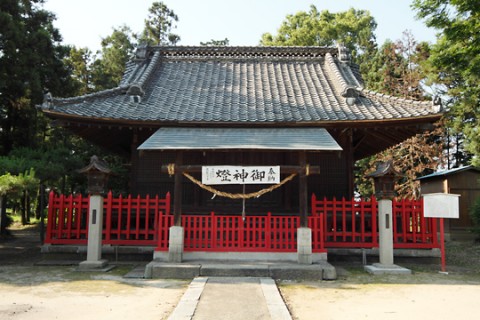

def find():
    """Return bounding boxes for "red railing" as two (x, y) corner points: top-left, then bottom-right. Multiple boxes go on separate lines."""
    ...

(45, 193), (90, 245)
(311, 194), (439, 249)
(392, 198), (438, 248)
(311, 195), (378, 248)
(45, 192), (439, 252)
(45, 191), (171, 247)
(181, 212), (303, 252)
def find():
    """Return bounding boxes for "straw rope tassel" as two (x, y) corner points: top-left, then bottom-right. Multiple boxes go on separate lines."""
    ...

(182, 172), (297, 200)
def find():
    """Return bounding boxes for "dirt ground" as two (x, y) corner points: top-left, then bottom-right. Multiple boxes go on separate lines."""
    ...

(279, 271), (480, 320)
(2, 224), (480, 320)
(279, 238), (480, 320)
(0, 225), (188, 320)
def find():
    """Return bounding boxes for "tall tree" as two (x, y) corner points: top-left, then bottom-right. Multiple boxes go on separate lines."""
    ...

(358, 32), (447, 198)
(0, 0), (71, 155)
(63, 46), (95, 95)
(92, 25), (136, 90)
(260, 6), (377, 62)
(364, 31), (431, 99)
(358, 121), (446, 199)
(139, 1), (180, 46)
(413, 0), (480, 166)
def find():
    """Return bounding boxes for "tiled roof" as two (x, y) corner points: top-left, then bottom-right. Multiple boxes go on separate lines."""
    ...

(41, 46), (443, 124)
(138, 127), (343, 151)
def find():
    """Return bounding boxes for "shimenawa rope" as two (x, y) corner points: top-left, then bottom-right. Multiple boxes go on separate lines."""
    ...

(182, 171), (297, 200)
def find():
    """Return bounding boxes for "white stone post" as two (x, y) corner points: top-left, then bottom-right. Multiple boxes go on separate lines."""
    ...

(79, 195), (108, 269)
(297, 227), (312, 264)
(168, 226), (184, 263)
(378, 199), (394, 265)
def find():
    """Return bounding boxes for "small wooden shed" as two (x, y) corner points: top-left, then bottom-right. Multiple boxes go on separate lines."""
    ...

(419, 166), (480, 238)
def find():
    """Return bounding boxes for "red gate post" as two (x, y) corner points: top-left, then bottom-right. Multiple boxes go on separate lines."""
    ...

(44, 191), (56, 244)
(440, 218), (446, 272)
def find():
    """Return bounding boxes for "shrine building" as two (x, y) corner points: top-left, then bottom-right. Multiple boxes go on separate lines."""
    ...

(41, 46), (444, 265)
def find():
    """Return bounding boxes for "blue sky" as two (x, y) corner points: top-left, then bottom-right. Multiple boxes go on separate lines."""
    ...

(43, 0), (438, 51)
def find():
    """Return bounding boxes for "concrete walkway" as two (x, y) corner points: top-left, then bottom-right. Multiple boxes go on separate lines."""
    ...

(168, 277), (292, 320)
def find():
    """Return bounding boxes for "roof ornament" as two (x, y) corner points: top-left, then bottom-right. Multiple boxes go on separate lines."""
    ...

(342, 87), (359, 106)
(337, 44), (351, 64)
(127, 83), (145, 97)
(42, 91), (53, 109)
(134, 43), (149, 61)
(432, 95), (442, 112)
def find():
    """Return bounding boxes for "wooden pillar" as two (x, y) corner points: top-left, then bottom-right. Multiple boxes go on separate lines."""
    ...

(130, 129), (139, 192)
(173, 151), (183, 226)
(299, 151), (308, 227)
(345, 129), (355, 197)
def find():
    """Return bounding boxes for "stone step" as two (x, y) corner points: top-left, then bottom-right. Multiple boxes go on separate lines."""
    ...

(144, 260), (337, 280)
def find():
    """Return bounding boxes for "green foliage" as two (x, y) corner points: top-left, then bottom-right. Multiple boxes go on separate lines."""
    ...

(363, 32), (431, 100)
(0, 0), (73, 155)
(469, 196), (480, 238)
(356, 31), (447, 198)
(200, 38), (230, 46)
(354, 156), (375, 198)
(413, 0), (480, 166)
(139, 1), (180, 45)
(63, 47), (95, 95)
(92, 25), (136, 90)
(260, 6), (377, 61)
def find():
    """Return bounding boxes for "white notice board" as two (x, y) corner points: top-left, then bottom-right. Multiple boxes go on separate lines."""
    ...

(423, 193), (460, 218)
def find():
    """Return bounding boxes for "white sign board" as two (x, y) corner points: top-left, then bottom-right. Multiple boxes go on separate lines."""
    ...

(423, 193), (460, 218)
(202, 166), (280, 185)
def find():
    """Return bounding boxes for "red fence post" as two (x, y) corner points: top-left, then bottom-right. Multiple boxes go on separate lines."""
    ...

(211, 211), (216, 250)
(165, 192), (171, 215)
(104, 191), (112, 243)
(372, 196), (378, 247)
(44, 191), (56, 244)
(239, 212), (244, 249)
(266, 212), (272, 250)
(319, 210), (325, 252)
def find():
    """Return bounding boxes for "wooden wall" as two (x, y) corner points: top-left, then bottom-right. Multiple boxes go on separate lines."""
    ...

(132, 150), (349, 214)
(420, 170), (480, 230)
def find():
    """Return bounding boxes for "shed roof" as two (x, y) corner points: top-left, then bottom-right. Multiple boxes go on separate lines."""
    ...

(418, 165), (480, 180)
(41, 46), (442, 125)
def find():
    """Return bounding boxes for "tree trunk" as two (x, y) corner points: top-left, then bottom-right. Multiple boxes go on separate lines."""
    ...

(0, 196), (8, 236)
(26, 190), (31, 223)
(21, 190), (27, 225)
(39, 184), (45, 244)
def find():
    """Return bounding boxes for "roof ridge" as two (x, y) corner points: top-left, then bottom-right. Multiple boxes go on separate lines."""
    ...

(324, 52), (352, 95)
(144, 45), (339, 58)
(126, 50), (161, 96)
(45, 86), (128, 107)
(360, 88), (441, 112)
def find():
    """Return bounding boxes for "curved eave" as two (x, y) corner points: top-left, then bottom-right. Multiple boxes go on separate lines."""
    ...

(42, 108), (443, 128)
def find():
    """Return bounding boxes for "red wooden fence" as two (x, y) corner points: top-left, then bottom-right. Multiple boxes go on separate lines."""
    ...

(45, 192), (439, 252)
(311, 194), (439, 249)
(181, 212), (302, 252)
(45, 191), (171, 246)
